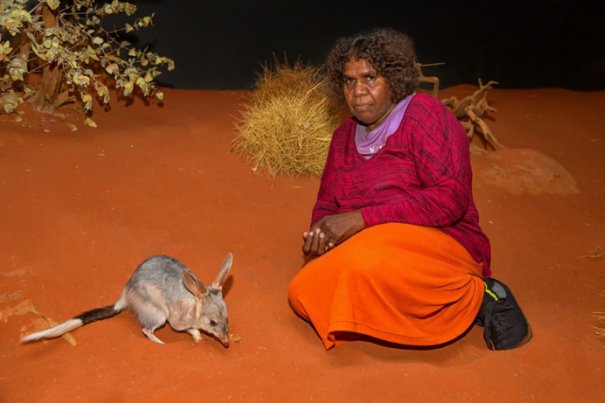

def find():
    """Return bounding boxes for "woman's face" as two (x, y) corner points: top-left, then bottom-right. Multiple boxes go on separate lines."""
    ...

(342, 58), (395, 130)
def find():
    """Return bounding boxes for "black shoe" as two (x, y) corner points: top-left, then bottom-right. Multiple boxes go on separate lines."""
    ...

(475, 278), (532, 350)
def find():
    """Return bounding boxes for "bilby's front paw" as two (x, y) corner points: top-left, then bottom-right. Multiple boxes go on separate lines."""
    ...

(187, 328), (203, 342)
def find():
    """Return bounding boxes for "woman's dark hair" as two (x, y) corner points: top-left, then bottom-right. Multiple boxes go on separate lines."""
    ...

(325, 27), (420, 103)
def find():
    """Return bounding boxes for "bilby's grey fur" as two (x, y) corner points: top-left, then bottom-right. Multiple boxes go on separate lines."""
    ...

(21, 253), (233, 347)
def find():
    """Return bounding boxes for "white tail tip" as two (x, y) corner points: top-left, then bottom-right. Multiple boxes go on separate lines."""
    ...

(21, 319), (82, 343)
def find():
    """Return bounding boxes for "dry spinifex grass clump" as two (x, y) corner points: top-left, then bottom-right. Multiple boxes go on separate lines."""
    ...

(233, 61), (338, 176)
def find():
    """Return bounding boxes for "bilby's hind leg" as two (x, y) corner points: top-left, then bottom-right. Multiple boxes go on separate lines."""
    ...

(187, 328), (202, 342)
(143, 328), (165, 344)
(131, 302), (168, 345)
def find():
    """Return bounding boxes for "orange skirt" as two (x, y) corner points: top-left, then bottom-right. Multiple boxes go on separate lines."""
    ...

(288, 223), (485, 349)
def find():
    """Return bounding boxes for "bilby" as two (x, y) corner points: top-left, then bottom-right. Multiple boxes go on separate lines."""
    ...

(21, 253), (233, 347)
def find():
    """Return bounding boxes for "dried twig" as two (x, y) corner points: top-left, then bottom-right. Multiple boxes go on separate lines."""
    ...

(416, 62), (443, 97)
(442, 80), (503, 150)
(595, 292), (605, 341)
(28, 303), (76, 346)
(581, 247), (604, 260)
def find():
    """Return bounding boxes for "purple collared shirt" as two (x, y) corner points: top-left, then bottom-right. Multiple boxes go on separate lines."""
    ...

(355, 93), (416, 158)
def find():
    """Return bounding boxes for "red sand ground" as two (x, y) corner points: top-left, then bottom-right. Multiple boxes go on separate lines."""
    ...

(1, 86), (604, 402)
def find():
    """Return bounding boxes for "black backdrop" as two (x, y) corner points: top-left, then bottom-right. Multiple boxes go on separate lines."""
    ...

(127, 0), (604, 90)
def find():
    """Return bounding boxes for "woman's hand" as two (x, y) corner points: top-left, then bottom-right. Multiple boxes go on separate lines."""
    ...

(302, 228), (331, 257)
(302, 211), (365, 257)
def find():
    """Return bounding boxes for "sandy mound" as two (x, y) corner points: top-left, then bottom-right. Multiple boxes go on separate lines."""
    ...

(473, 147), (579, 195)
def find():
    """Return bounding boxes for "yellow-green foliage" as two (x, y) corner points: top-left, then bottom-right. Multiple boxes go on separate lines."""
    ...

(233, 61), (339, 177)
(0, 0), (174, 114)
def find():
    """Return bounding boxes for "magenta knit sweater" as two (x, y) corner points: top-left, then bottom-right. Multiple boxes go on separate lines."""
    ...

(311, 93), (492, 276)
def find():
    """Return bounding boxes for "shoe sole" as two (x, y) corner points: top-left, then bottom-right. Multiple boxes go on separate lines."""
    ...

(491, 322), (533, 351)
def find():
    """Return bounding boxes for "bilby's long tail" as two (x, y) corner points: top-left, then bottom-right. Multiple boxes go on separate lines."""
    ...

(21, 298), (126, 343)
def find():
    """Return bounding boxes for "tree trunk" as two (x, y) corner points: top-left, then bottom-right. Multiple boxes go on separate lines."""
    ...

(29, 4), (63, 114)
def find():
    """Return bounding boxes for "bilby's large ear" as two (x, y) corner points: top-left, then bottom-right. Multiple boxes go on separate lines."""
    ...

(211, 252), (233, 290)
(182, 271), (207, 299)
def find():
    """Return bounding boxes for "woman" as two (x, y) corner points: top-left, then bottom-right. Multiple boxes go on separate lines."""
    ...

(288, 28), (531, 350)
